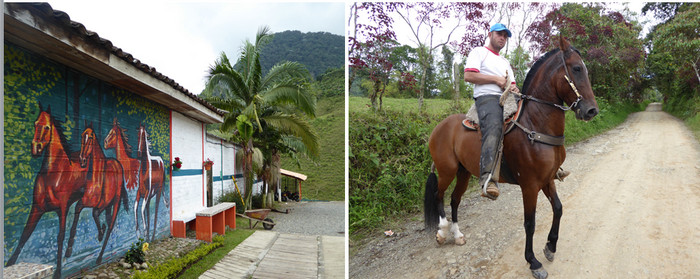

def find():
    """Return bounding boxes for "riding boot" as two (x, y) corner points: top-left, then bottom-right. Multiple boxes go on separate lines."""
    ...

(475, 95), (504, 200)
(556, 168), (570, 181)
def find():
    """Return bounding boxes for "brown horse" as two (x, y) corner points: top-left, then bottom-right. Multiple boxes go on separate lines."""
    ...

(136, 123), (168, 241)
(5, 105), (88, 279)
(424, 37), (599, 279)
(104, 118), (140, 190)
(77, 123), (129, 265)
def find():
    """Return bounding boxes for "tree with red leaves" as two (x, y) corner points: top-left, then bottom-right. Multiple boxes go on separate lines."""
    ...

(527, 3), (645, 102)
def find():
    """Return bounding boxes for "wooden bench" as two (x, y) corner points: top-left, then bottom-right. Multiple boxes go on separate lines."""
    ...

(172, 202), (236, 242)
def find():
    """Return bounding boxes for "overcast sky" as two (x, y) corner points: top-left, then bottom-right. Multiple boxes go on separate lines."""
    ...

(42, 1), (345, 94)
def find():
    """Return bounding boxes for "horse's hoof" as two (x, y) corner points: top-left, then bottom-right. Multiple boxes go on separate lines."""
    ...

(543, 246), (555, 262)
(531, 267), (548, 279)
(436, 232), (446, 245)
(454, 236), (466, 246)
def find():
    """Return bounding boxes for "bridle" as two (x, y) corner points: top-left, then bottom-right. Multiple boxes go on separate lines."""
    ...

(519, 49), (583, 112)
(511, 49), (586, 146)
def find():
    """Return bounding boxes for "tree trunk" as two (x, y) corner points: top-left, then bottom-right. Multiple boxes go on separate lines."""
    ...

(453, 62), (460, 110)
(371, 79), (380, 111)
(243, 139), (254, 210)
(418, 60), (428, 111)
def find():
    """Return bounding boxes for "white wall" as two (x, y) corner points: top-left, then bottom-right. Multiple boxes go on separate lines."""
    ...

(171, 112), (205, 221)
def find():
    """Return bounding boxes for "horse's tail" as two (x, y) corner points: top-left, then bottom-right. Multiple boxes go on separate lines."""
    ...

(424, 165), (440, 230)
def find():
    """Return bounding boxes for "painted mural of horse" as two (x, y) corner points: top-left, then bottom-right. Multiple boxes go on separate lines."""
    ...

(5, 105), (88, 279)
(77, 123), (130, 265)
(136, 123), (168, 241)
(104, 118), (140, 190)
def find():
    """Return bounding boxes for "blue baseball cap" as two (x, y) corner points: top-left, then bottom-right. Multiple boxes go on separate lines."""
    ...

(490, 23), (512, 37)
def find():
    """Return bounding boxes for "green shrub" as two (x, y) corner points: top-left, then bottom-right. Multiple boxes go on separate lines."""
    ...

(132, 235), (224, 279)
(217, 190), (245, 214)
(125, 238), (147, 264)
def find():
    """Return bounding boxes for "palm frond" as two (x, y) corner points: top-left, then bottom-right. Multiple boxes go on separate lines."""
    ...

(261, 61), (310, 87)
(262, 83), (316, 117)
(206, 52), (250, 101)
(261, 113), (320, 159)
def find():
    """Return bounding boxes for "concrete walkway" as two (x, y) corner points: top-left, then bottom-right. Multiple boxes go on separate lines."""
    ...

(199, 231), (345, 279)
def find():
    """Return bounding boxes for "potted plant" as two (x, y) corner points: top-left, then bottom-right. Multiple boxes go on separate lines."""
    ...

(172, 157), (183, 171)
(203, 158), (214, 171)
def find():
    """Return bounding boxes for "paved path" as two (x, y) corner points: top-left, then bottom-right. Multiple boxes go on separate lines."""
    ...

(200, 231), (345, 279)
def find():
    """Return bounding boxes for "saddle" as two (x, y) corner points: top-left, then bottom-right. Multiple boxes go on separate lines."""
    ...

(462, 93), (522, 134)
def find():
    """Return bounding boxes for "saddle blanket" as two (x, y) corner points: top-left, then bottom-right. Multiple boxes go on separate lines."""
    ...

(463, 93), (519, 130)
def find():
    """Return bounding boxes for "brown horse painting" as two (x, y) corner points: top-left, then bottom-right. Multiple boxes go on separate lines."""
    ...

(104, 118), (140, 191)
(5, 105), (88, 279)
(136, 123), (168, 241)
(76, 123), (129, 265)
(424, 37), (599, 279)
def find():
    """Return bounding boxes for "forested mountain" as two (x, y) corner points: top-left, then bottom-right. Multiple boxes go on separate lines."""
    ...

(258, 30), (344, 79)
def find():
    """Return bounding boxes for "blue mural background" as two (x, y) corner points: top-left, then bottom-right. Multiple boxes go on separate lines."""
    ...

(4, 42), (171, 277)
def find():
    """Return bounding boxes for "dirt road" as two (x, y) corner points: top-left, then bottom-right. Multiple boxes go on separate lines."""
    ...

(350, 103), (700, 278)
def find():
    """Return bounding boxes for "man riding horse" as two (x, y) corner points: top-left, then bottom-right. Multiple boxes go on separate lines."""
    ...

(464, 23), (569, 200)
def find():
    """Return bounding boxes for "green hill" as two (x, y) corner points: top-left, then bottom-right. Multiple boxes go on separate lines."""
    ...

(280, 95), (344, 201)
(259, 30), (344, 79)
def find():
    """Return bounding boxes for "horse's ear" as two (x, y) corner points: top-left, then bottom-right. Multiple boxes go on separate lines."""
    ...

(46, 104), (51, 114)
(559, 35), (571, 51)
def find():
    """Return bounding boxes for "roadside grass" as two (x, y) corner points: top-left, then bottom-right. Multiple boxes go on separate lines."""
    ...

(349, 96), (645, 249)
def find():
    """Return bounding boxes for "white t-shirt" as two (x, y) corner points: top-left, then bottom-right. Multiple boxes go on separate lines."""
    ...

(464, 46), (516, 98)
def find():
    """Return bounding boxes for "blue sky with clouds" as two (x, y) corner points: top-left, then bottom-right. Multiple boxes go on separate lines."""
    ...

(44, 1), (346, 94)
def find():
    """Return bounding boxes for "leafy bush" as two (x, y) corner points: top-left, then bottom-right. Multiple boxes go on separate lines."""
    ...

(125, 238), (147, 264)
(217, 190), (245, 214)
(132, 235), (224, 279)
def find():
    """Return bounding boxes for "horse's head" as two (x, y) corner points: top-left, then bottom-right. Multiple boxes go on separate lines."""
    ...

(137, 124), (146, 157)
(104, 118), (119, 149)
(557, 37), (599, 121)
(32, 107), (53, 157)
(79, 124), (96, 167)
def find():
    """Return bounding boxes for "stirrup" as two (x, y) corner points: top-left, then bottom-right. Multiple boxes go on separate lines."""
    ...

(480, 174), (499, 200)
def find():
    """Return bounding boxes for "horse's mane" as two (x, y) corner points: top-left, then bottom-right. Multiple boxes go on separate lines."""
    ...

(521, 46), (581, 95)
(113, 121), (132, 154)
(44, 112), (74, 156)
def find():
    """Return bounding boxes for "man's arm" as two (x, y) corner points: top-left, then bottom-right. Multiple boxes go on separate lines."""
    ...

(464, 70), (509, 89)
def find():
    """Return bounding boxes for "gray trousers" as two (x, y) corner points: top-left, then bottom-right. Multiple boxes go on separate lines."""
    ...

(475, 95), (504, 178)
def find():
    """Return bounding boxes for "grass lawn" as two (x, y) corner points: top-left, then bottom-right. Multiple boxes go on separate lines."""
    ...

(173, 218), (257, 278)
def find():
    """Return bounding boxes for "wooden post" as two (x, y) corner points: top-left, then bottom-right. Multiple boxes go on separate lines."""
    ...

(206, 169), (213, 207)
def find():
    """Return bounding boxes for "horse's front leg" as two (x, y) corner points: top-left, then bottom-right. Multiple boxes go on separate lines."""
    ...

(522, 187), (547, 279)
(542, 180), (562, 262)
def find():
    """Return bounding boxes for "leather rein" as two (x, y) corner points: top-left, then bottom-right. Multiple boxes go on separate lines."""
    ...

(512, 50), (584, 146)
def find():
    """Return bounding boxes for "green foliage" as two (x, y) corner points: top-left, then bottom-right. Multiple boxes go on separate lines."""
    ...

(125, 238), (147, 264)
(313, 67), (344, 98)
(4, 43), (61, 225)
(176, 228), (254, 279)
(257, 30), (344, 79)
(349, 97), (644, 241)
(349, 98), (459, 238)
(217, 189), (246, 214)
(132, 236), (224, 279)
(555, 3), (646, 102)
(280, 96), (345, 201)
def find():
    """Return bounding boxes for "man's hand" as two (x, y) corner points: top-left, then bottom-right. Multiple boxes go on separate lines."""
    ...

(508, 83), (520, 94)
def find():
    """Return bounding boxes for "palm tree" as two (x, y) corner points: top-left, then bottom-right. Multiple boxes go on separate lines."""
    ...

(205, 26), (319, 209)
